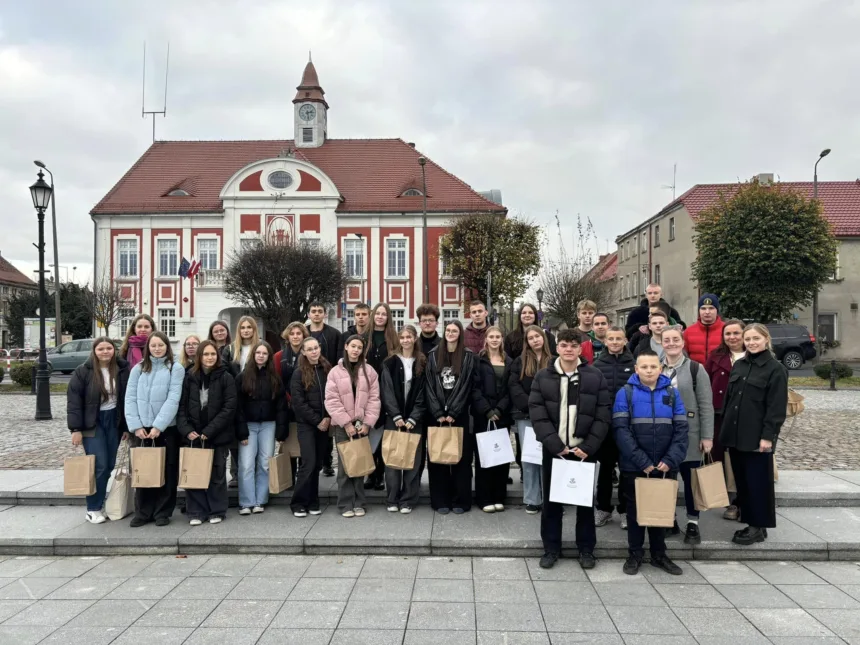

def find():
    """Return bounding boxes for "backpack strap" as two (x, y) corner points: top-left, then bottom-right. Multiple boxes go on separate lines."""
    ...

(624, 384), (634, 416)
(689, 360), (698, 396)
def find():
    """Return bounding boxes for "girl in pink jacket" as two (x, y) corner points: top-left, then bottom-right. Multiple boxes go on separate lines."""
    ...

(324, 334), (382, 517)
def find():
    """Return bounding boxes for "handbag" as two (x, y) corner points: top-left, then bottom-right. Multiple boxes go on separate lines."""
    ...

(427, 423), (464, 464)
(475, 421), (515, 469)
(105, 441), (134, 520)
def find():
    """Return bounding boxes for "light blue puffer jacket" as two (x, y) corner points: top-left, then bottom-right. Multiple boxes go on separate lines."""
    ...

(125, 357), (185, 431)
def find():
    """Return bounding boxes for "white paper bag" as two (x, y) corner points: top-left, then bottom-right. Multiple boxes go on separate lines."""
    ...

(475, 426), (515, 469)
(549, 458), (598, 507)
(521, 425), (543, 465)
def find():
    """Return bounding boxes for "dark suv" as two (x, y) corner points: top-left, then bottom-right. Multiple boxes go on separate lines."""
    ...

(766, 324), (817, 370)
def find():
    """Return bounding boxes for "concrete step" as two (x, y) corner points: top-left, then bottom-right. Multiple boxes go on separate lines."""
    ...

(3, 468), (860, 507)
(0, 503), (857, 561)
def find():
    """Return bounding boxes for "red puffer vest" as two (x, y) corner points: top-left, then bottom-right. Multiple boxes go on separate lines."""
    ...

(684, 318), (725, 365)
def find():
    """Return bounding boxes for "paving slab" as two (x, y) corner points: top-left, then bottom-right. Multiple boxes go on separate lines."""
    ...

(135, 597), (221, 628)
(112, 626), (194, 644)
(351, 576), (413, 601)
(329, 629), (406, 645)
(672, 606), (762, 638)
(178, 510), (314, 553)
(81, 555), (160, 578)
(772, 470), (860, 501)
(416, 556), (473, 579)
(245, 555), (314, 578)
(802, 562), (860, 584)
(714, 583), (799, 608)
(183, 627), (265, 645)
(360, 555), (420, 578)
(407, 601), (476, 631)
(477, 632), (549, 645)
(0, 557), (55, 577)
(405, 630), (478, 645)
(189, 554), (264, 577)
(226, 576), (299, 600)
(740, 607), (837, 637)
(269, 600), (345, 629)
(777, 583), (860, 609)
(25, 556), (105, 577)
(64, 597), (151, 627)
(200, 599), (283, 628)
(825, 470), (860, 486)
(305, 505), (433, 554)
(257, 628), (333, 644)
(54, 513), (190, 555)
(304, 554), (367, 578)
(432, 510), (542, 555)
(540, 604), (616, 633)
(339, 599), (410, 629)
(807, 608), (860, 640)
(546, 635), (624, 645)
(778, 507), (860, 554)
(0, 506), (85, 551)
(0, 576), (71, 600)
(0, 625), (58, 645)
(0, 469), (63, 496)
(653, 583), (732, 608)
(165, 576), (240, 600)
(48, 576), (128, 600)
(472, 556), (531, 580)
(2, 598), (95, 626)
(138, 554), (212, 577)
(693, 510), (828, 560)
(289, 576), (355, 601)
(0, 599), (33, 621)
(745, 560), (831, 584)
(38, 625), (125, 645)
(532, 580), (601, 605)
(475, 601), (545, 632)
(606, 604), (689, 635)
(412, 578), (474, 602)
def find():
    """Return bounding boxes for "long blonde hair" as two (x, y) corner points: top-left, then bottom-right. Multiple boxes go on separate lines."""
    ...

(521, 324), (551, 378)
(743, 323), (775, 355)
(479, 325), (506, 361)
(178, 335), (201, 368)
(231, 316), (260, 364)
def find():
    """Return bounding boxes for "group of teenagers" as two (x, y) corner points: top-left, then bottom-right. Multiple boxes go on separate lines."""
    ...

(65, 284), (788, 576)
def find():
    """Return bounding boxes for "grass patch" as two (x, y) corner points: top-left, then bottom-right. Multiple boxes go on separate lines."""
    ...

(789, 376), (860, 388)
(0, 383), (68, 394)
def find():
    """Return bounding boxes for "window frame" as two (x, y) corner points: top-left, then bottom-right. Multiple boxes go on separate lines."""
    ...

(158, 307), (176, 339)
(343, 238), (365, 279)
(442, 308), (460, 322)
(302, 128), (313, 143)
(654, 264), (661, 285)
(157, 238), (179, 278)
(391, 308), (406, 331)
(385, 237), (408, 279)
(117, 307), (135, 337)
(197, 238), (219, 271)
(117, 238), (139, 278)
(653, 225), (660, 248)
(669, 217), (676, 241)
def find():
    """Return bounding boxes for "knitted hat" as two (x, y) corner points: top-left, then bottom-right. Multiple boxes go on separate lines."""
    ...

(698, 293), (720, 312)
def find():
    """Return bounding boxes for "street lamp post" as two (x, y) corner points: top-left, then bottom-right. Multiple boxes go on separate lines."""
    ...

(811, 148), (831, 362)
(29, 170), (53, 421)
(34, 161), (60, 343)
(536, 288), (544, 330)
(418, 157), (429, 305)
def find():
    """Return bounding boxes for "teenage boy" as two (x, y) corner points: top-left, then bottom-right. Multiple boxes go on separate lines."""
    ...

(464, 300), (489, 354)
(631, 310), (668, 360)
(530, 329), (611, 570)
(625, 284), (685, 338)
(684, 293), (725, 364)
(613, 349), (688, 576)
(593, 326), (635, 527)
(416, 304), (442, 355)
(347, 303), (372, 340)
(307, 302), (343, 367)
(590, 313), (611, 356)
(576, 300), (596, 336)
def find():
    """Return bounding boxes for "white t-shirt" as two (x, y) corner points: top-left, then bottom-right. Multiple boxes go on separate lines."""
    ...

(239, 344), (252, 370)
(100, 367), (117, 410)
(400, 356), (415, 398)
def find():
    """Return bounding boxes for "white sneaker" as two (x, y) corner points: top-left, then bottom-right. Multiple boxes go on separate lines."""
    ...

(594, 509), (613, 527)
(482, 505), (496, 513)
(209, 517), (222, 524)
(400, 506), (412, 514)
(387, 505), (399, 512)
(86, 510), (106, 524)
(620, 516), (628, 530)
(342, 509), (355, 518)
(293, 510), (308, 518)
(239, 507), (252, 516)
(354, 507), (366, 517)
(189, 518), (202, 526)
(309, 509), (322, 516)
(494, 504), (505, 512)
(252, 506), (265, 514)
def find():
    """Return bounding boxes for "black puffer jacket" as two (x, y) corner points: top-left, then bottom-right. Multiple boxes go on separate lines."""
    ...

(380, 354), (427, 431)
(471, 355), (513, 430)
(720, 350), (788, 452)
(366, 333), (390, 375)
(508, 355), (550, 420)
(234, 367), (288, 442)
(593, 349), (636, 398)
(67, 358), (130, 435)
(307, 324), (342, 368)
(290, 364), (329, 432)
(504, 329), (557, 361)
(425, 349), (478, 424)
(529, 358), (611, 457)
(177, 365), (237, 446)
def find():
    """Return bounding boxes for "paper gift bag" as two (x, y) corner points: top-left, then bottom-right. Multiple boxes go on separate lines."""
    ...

(521, 425), (543, 465)
(105, 442), (134, 520)
(427, 425), (463, 464)
(382, 428), (421, 470)
(635, 476), (679, 527)
(283, 422), (301, 458)
(336, 434), (376, 478)
(691, 454), (730, 511)
(179, 441), (214, 490)
(787, 389), (805, 417)
(269, 448), (293, 494)
(549, 458), (598, 507)
(131, 442), (166, 488)
(724, 450), (737, 493)
(476, 424), (516, 469)
(64, 452), (95, 496)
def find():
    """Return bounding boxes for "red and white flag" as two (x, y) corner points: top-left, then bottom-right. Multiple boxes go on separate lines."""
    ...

(187, 256), (201, 278)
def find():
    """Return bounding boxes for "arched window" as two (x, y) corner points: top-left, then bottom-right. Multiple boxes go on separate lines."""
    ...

(167, 189), (190, 196)
(401, 188), (423, 197)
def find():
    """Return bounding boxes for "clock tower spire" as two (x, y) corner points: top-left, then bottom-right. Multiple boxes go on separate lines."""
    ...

(293, 57), (328, 148)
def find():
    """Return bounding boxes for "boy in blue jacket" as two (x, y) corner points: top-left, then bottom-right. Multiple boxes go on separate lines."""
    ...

(613, 349), (688, 576)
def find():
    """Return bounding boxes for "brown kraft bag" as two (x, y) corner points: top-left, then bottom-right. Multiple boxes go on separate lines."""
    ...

(269, 444), (293, 494)
(691, 452), (730, 511)
(283, 422), (301, 458)
(336, 434), (376, 478)
(427, 424), (464, 465)
(635, 475), (679, 528)
(64, 451), (96, 496)
(178, 440), (215, 490)
(382, 428), (421, 470)
(131, 440), (166, 488)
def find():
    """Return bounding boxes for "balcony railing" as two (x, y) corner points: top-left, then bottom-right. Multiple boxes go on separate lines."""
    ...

(197, 269), (226, 288)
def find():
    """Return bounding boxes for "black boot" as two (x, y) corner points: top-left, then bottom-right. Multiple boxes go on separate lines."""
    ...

(732, 526), (766, 545)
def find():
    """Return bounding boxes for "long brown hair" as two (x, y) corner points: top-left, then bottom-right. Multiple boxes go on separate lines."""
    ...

(521, 325), (551, 378)
(436, 319), (466, 376)
(371, 302), (400, 353)
(240, 341), (280, 397)
(89, 336), (119, 403)
(207, 320), (231, 348)
(713, 318), (747, 357)
(119, 314), (156, 357)
(192, 340), (222, 374)
(479, 325), (506, 362)
(140, 331), (174, 373)
(298, 336), (332, 390)
(342, 334), (370, 388)
(231, 316), (260, 365)
(391, 324), (426, 376)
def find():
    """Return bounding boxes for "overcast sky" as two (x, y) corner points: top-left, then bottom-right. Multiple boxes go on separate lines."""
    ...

(2, 0), (859, 286)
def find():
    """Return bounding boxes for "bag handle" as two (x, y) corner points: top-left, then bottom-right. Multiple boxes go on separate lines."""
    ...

(486, 420), (498, 432)
(189, 437), (207, 449)
(700, 450), (714, 465)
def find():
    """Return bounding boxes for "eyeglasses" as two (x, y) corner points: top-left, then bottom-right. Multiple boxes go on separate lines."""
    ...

(419, 319), (436, 324)
(185, 342), (199, 348)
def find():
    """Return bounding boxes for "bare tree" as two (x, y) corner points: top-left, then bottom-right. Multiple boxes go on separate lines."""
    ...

(539, 214), (612, 327)
(85, 268), (125, 338)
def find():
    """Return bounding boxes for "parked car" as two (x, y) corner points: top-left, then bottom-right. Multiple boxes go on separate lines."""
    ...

(766, 323), (817, 370)
(46, 339), (121, 374)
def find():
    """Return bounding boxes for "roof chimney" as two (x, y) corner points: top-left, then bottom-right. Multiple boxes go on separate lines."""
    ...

(757, 173), (774, 186)
(408, 142), (416, 148)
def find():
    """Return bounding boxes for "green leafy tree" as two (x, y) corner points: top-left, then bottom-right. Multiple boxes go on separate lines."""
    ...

(4, 283), (93, 346)
(439, 214), (541, 309)
(691, 180), (838, 322)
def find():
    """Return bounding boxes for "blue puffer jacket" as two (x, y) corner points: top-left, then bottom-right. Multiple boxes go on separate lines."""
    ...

(125, 357), (185, 431)
(612, 373), (688, 472)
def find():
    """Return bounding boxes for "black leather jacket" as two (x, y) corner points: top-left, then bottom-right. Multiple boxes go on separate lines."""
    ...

(425, 349), (478, 424)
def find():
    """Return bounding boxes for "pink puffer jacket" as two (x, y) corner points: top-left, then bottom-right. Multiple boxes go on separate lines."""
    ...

(324, 359), (381, 428)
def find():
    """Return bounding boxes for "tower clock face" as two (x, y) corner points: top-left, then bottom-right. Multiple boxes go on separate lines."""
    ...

(299, 104), (316, 121)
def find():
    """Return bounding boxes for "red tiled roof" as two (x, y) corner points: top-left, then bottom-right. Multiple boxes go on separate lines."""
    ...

(91, 139), (506, 216)
(0, 253), (36, 287)
(662, 180), (860, 237)
(584, 252), (617, 283)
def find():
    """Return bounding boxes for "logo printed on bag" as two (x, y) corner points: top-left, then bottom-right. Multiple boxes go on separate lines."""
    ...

(567, 477), (577, 488)
(493, 443), (500, 452)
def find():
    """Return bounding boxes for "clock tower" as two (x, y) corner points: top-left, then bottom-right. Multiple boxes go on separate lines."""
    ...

(293, 58), (329, 148)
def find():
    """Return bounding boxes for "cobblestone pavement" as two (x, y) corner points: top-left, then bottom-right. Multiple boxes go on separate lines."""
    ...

(1, 390), (858, 470)
(0, 555), (857, 644)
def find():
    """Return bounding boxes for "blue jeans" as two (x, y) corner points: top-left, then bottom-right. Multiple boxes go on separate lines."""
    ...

(679, 460), (701, 520)
(516, 420), (543, 506)
(81, 409), (120, 512)
(238, 421), (276, 508)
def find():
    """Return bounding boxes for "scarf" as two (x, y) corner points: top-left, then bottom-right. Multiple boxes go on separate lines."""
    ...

(126, 335), (148, 368)
(554, 358), (582, 449)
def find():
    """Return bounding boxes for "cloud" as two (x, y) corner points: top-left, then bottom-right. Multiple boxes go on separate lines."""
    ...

(1, 0), (859, 289)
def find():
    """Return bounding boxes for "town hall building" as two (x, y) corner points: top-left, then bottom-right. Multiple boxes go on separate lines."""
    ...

(91, 61), (506, 345)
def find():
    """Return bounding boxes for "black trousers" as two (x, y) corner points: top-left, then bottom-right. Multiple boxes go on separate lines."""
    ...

(185, 445), (229, 520)
(367, 440), (386, 485)
(729, 448), (776, 528)
(622, 471), (669, 559)
(324, 435), (334, 470)
(291, 426), (329, 511)
(133, 427), (180, 521)
(595, 436), (626, 514)
(385, 432), (425, 508)
(541, 452), (597, 555)
(428, 424), (474, 511)
(474, 424), (509, 507)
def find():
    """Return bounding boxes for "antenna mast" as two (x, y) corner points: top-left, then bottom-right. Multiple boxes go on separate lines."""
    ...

(142, 42), (170, 142)
(661, 162), (677, 200)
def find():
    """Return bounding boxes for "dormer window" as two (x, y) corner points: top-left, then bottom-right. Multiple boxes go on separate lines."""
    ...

(401, 189), (423, 197)
(167, 189), (190, 197)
